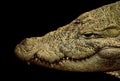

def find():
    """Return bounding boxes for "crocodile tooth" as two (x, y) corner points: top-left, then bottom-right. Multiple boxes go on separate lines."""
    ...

(50, 64), (54, 67)
(66, 57), (69, 60)
(59, 62), (63, 65)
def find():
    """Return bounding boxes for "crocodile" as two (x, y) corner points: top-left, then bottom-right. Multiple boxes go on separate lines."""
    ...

(15, 1), (120, 79)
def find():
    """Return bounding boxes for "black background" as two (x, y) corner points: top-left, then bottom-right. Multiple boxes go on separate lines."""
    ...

(2, 0), (120, 81)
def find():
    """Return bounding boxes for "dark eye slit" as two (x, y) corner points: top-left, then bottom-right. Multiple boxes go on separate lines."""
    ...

(83, 33), (103, 38)
(84, 33), (93, 37)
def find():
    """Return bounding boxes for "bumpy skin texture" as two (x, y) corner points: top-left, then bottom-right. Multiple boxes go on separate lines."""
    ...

(15, 1), (120, 78)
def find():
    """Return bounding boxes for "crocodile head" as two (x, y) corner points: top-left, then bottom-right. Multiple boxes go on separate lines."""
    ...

(15, 1), (120, 72)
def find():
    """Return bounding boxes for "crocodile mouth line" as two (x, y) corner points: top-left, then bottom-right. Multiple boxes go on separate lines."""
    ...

(28, 46), (120, 67)
(29, 50), (99, 67)
(27, 46), (105, 68)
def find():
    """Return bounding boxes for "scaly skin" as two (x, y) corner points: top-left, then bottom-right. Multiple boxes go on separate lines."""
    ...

(15, 1), (120, 78)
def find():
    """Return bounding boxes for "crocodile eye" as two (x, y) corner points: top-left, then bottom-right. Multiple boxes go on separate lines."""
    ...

(83, 33), (103, 39)
(83, 33), (93, 38)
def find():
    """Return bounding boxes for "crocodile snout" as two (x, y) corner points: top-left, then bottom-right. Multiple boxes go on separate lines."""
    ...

(15, 38), (39, 61)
